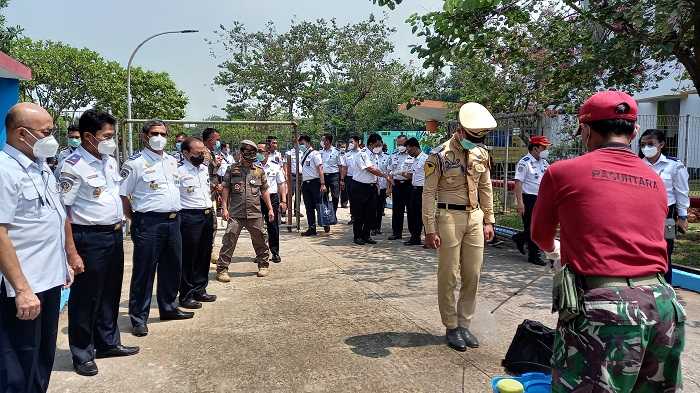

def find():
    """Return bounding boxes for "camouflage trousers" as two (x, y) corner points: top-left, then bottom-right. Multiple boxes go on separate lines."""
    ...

(553, 281), (685, 392)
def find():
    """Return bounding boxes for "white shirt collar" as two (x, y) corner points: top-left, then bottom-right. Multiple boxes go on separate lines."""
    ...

(3, 144), (36, 169)
(143, 148), (165, 161)
(526, 152), (539, 162)
(644, 154), (669, 166)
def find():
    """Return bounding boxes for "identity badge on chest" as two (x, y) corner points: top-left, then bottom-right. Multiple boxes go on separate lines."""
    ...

(187, 186), (195, 193)
(250, 179), (257, 186)
(93, 187), (102, 198)
(149, 181), (159, 190)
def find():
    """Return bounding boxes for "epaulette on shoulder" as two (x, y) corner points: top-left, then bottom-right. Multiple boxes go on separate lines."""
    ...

(64, 153), (81, 166)
(522, 156), (530, 162)
(254, 162), (263, 168)
(668, 156), (679, 162)
(430, 144), (445, 155)
(128, 152), (142, 161)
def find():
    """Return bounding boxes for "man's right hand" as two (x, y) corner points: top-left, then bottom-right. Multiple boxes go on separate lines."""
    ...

(516, 202), (525, 216)
(222, 209), (230, 222)
(425, 233), (441, 249)
(215, 155), (223, 166)
(15, 289), (41, 320)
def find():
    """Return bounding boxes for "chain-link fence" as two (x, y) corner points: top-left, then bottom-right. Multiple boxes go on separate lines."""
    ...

(488, 113), (700, 213)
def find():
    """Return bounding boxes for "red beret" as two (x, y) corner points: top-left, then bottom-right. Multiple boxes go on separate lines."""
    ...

(578, 91), (638, 124)
(529, 136), (551, 146)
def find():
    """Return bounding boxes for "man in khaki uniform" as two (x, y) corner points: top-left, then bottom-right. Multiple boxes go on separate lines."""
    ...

(423, 103), (497, 352)
(216, 140), (275, 280)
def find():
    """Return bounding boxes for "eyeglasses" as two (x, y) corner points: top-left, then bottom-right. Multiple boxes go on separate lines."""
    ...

(20, 126), (58, 137)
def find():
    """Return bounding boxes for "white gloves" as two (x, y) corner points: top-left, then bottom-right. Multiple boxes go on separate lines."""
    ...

(544, 240), (562, 272)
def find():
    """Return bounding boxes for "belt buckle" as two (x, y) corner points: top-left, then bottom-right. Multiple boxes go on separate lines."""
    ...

(168, 213), (177, 219)
(114, 223), (122, 231)
(204, 209), (211, 215)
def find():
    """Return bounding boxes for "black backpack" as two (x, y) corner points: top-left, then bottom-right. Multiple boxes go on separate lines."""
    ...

(502, 319), (555, 374)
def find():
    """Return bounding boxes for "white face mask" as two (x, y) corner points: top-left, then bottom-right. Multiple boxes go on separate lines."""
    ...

(25, 131), (59, 159)
(348, 142), (355, 151)
(149, 135), (167, 151)
(372, 146), (382, 154)
(539, 150), (550, 160)
(642, 145), (658, 158)
(397, 145), (406, 153)
(98, 138), (117, 155)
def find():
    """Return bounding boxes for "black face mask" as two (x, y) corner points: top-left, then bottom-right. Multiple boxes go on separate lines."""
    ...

(242, 151), (257, 162)
(189, 154), (205, 166)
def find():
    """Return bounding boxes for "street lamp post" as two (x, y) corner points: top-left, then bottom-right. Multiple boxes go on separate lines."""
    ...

(126, 29), (198, 155)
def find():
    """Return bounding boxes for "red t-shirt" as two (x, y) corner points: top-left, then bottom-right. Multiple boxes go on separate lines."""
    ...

(531, 146), (668, 277)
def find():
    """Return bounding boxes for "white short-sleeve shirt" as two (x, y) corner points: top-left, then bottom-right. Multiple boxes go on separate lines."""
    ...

(411, 152), (429, 187)
(344, 150), (358, 177)
(178, 160), (213, 209)
(263, 161), (286, 195)
(515, 153), (549, 195)
(321, 147), (341, 174)
(644, 154), (691, 216)
(352, 148), (378, 184)
(119, 149), (182, 213)
(59, 146), (124, 225)
(372, 152), (391, 190)
(301, 149), (323, 181)
(389, 151), (411, 181)
(0, 145), (69, 297)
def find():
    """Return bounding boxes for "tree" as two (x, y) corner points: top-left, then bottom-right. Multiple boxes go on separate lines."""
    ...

(373, 0), (700, 108)
(0, 0), (21, 53)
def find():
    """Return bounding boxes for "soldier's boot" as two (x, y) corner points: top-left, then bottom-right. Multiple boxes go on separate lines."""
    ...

(459, 327), (479, 348)
(216, 270), (231, 283)
(446, 328), (466, 352)
(257, 262), (270, 278)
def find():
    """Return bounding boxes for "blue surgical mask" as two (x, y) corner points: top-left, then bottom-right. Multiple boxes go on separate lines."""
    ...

(68, 138), (81, 148)
(299, 144), (308, 153)
(215, 140), (221, 151)
(175, 142), (182, 152)
(256, 153), (265, 162)
(460, 138), (476, 150)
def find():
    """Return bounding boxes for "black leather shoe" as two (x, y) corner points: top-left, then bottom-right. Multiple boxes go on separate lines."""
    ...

(513, 233), (526, 255)
(353, 238), (366, 245)
(193, 293), (217, 302)
(324, 226), (331, 233)
(301, 229), (318, 236)
(160, 309), (194, 321)
(132, 325), (148, 337)
(388, 234), (402, 240)
(271, 254), (282, 263)
(363, 237), (377, 245)
(74, 360), (98, 377)
(459, 327), (480, 348)
(96, 345), (140, 359)
(528, 256), (547, 266)
(404, 238), (422, 246)
(446, 328), (467, 352)
(180, 299), (202, 309)
(370, 229), (378, 236)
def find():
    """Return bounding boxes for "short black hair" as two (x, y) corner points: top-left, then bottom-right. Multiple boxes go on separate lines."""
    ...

(527, 143), (538, 151)
(404, 137), (420, 148)
(67, 124), (80, 134)
(175, 132), (187, 138)
(266, 135), (277, 142)
(350, 135), (361, 143)
(640, 128), (666, 145)
(202, 127), (219, 141)
(79, 109), (116, 136)
(396, 134), (407, 141)
(367, 133), (382, 146)
(298, 134), (311, 143)
(588, 119), (635, 138)
(257, 140), (267, 146)
(141, 119), (167, 134)
(322, 133), (333, 143)
(181, 136), (202, 152)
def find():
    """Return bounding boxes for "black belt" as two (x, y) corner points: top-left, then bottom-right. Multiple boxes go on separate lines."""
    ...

(394, 179), (409, 184)
(72, 223), (122, 232)
(412, 186), (423, 190)
(135, 211), (179, 220)
(437, 203), (469, 211)
(303, 178), (320, 184)
(181, 208), (213, 215)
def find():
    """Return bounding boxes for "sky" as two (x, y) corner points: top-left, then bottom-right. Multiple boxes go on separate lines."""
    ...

(5, 0), (443, 119)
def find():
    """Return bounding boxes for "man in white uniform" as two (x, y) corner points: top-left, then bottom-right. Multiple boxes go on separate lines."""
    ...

(402, 137), (428, 246)
(259, 141), (287, 262)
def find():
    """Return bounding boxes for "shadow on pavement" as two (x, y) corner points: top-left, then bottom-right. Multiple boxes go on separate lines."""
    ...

(344, 331), (444, 358)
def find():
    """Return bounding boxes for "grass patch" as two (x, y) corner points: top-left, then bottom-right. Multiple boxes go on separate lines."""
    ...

(496, 212), (524, 230)
(675, 223), (700, 269)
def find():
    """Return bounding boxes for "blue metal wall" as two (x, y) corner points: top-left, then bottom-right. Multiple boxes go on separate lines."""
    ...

(0, 78), (20, 149)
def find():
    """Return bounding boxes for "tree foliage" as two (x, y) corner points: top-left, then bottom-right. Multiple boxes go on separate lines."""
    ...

(0, 0), (21, 53)
(374, 0), (700, 109)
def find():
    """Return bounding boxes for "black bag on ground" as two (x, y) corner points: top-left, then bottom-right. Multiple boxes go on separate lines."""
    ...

(501, 319), (554, 374)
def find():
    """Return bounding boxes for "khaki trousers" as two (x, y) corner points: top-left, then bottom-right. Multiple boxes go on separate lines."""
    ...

(217, 217), (269, 272)
(437, 208), (484, 329)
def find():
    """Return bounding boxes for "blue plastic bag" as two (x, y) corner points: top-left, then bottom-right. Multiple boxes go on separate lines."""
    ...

(59, 288), (70, 312)
(317, 195), (337, 226)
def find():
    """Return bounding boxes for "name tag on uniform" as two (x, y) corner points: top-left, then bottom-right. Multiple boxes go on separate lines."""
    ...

(150, 181), (159, 190)
(93, 187), (102, 198)
(187, 186), (195, 193)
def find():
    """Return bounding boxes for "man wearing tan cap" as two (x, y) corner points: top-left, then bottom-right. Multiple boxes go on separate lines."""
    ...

(216, 140), (275, 280)
(423, 103), (496, 351)
(513, 135), (551, 266)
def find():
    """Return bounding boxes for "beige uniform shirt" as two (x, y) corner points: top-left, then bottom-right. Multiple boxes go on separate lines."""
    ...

(421, 137), (495, 234)
(222, 162), (269, 219)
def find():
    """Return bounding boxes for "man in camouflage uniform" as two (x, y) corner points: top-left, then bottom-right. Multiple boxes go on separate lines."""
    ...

(216, 140), (275, 280)
(532, 91), (685, 392)
(423, 103), (496, 352)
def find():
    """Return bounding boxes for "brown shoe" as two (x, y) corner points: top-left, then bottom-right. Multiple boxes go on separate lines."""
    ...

(257, 267), (270, 277)
(216, 271), (231, 283)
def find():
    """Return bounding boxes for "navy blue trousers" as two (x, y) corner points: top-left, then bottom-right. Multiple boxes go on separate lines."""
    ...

(68, 225), (124, 364)
(179, 209), (214, 303)
(0, 285), (61, 393)
(129, 212), (182, 327)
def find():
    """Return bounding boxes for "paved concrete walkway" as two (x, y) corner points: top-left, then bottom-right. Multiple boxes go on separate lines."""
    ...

(48, 208), (700, 392)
